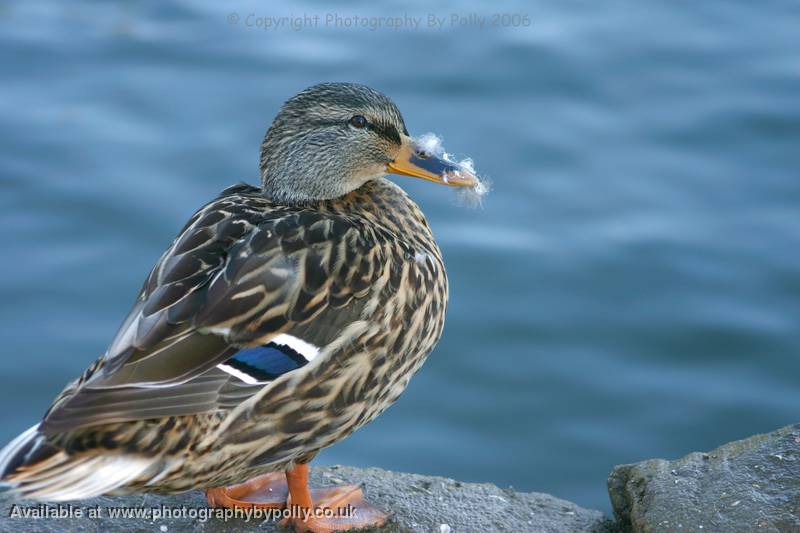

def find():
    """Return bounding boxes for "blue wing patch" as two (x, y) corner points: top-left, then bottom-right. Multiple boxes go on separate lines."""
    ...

(218, 338), (314, 384)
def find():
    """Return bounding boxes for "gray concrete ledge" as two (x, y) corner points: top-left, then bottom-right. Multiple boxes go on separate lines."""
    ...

(608, 423), (800, 533)
(0, 465), (612, 532)
(3, 424), (798, 532)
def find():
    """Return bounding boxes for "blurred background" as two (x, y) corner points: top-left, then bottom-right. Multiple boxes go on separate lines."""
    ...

(1, 0), (798, 513)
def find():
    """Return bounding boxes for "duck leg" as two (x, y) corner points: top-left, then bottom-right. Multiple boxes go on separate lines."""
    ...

(205, 462), (388, 532)
(281, 462), (388, 533)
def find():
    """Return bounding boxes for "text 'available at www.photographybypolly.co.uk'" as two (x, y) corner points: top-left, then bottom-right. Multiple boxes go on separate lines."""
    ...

(7, 503), (357, 523)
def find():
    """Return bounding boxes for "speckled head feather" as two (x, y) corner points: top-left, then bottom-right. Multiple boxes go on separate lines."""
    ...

(259, 82), (409, 204)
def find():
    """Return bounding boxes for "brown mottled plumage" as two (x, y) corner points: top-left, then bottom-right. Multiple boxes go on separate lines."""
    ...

(0, 84), (478, 528)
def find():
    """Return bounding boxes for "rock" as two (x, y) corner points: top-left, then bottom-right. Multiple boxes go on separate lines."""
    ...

(0, 465), (613, 532)
(608, 423), (800, 533)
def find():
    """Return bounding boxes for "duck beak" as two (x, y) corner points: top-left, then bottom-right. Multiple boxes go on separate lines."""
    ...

(387, 136), (479, 188)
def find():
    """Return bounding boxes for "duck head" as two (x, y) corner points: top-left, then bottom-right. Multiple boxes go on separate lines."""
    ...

(259, 82), (478, 203)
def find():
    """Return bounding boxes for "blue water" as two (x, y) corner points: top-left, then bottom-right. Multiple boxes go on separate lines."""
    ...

(1, 0), (799, 513)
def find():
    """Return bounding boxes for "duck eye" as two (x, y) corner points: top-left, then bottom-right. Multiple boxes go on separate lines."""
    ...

(349, 115), (367, 129)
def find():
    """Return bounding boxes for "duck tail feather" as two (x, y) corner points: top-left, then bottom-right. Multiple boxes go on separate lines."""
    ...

(0, 425), (163, 501)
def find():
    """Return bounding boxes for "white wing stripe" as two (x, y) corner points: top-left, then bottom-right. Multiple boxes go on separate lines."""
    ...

(270, 333), (320, 361)
(217, 363), (266, 385)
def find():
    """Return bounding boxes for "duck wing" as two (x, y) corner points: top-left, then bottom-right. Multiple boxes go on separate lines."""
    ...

(40, 183), (385, 435)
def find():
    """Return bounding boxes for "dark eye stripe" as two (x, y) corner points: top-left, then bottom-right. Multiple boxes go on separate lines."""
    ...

(367, 121), (401, 145)
(308, 118), (402, 145)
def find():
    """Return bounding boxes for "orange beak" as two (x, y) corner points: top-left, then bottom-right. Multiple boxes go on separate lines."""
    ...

(387, 136), (478, 188)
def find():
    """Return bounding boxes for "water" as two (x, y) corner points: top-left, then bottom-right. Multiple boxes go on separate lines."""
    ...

(1, 0), (798, 513)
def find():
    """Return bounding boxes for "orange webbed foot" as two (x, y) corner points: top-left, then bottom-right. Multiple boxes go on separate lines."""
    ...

(205, 465), (388, 532)
(281, 483), (388, 533)
(205, 471), (287, 508)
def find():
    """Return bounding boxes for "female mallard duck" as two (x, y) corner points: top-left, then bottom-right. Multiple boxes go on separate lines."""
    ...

(0, 83), (478, 532)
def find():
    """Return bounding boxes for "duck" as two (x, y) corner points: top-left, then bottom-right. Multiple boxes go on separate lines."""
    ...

(0, 82), (479, 532)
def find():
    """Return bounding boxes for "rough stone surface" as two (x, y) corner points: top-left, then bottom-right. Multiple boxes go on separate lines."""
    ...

(0, 465), (612, 532)
(608, 423), (800, 533)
